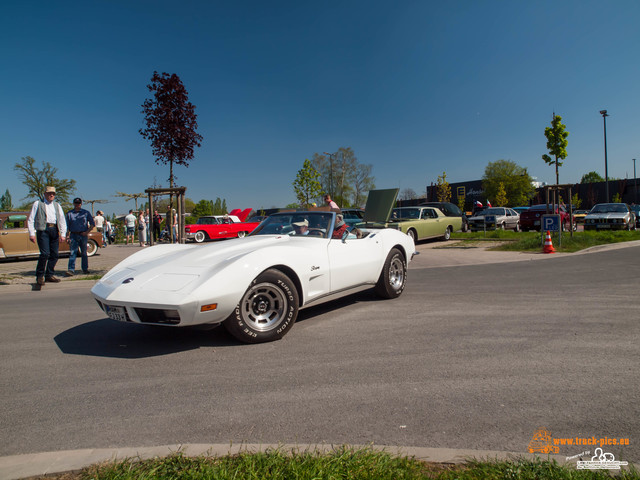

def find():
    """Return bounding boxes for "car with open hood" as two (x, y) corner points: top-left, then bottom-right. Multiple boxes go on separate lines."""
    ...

(584, 203), (636, 231)
(91, 190), (417, 344)
(357, 189), (462, 242)
(184, 208), (261, 242)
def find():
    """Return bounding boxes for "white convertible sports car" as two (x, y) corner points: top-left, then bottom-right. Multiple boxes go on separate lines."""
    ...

(92, 204), (416, 343)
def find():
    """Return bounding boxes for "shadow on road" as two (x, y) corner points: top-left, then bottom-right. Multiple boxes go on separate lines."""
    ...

(54, 318), (240, 358)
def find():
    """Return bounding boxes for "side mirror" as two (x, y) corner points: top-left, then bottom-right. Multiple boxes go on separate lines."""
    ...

(341, 229), (350, 242)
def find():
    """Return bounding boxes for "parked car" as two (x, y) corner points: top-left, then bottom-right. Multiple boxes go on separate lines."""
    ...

(631, 204), (640, 228)
(512, 206), (529, 214)
(467, 207), (520, 231)
(91, 208), (417, 344)
(419, 201), (468, 232)
(185, 208), (261, 242)
(340, 208), (365, 227)
(390, 206), (462, 242)
(519, 204), (575, 232)
(0, 211), (103, 260)
(583, 203), (637, 231)
(572, 209), (590, 223)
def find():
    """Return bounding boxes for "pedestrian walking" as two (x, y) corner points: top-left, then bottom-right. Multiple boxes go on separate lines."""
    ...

(26, 186), (67, 285)
(64, 198), (95, 276)
(138, 210), (147, 246)
(124, 210), (136, 245)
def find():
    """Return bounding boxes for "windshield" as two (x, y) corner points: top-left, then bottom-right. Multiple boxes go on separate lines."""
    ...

(591, 204), (628, 214)
(196, 217), (220, 225)
(250, 212), (335, 238)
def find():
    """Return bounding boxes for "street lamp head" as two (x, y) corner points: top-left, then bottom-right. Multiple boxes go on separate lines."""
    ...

(599, 109), (608, 116)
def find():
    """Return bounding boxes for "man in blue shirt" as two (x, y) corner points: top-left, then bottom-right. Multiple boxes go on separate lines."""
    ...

(64, 198), (95, 276)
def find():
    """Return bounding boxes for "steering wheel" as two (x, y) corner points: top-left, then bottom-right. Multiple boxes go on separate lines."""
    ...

(307, 228), (325, 237)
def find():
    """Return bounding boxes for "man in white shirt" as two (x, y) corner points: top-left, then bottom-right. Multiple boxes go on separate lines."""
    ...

(27, 186), (67, 285)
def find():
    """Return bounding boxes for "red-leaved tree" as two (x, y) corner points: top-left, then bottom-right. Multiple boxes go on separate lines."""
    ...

(139, 72), (203, 188)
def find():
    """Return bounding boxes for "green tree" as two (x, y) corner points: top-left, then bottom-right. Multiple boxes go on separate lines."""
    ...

(542, 113), (569, 185)
(293, 159), (323, 208)
(612, 192), (622, 203)
(571, 193), (582, 209)
(311, 148), (375, 208)
(0, 189), (13, 211)
(495, 182), (508, 207)
(436, 172), (451, 202)
(580, 171), (605, 183)
(191, 199), (213, 218)
(482, 159), (535, 207)
(14, 156), (76, 204)
(139, 71), (203, 189)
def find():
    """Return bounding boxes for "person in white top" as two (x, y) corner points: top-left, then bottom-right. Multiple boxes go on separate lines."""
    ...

(27, 186), (67, 285)
(94, 210), (106, 246)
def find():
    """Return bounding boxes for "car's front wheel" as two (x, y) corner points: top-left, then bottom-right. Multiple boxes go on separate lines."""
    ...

(442, 227), (451, 241)
(374, 248), (406, 299)
(86, 239), (98, 257)
(406, 229), (417, 243)
(194, 231), (207, 243)
(237, 231), (247, 238)
(514, 222), (521, 232)
(224, 269), (299, 343)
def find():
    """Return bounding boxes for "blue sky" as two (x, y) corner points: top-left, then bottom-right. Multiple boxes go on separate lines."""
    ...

(2, 0), (639, 215)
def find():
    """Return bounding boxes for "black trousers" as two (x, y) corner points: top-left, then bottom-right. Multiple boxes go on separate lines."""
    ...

(36, 226), (60, 277)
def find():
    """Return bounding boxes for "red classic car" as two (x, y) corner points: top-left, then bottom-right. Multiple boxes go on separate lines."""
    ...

(185, 208), (262, 243)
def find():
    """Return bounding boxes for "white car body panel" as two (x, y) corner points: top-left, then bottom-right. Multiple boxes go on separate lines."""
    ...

(91, 226), (415, 328)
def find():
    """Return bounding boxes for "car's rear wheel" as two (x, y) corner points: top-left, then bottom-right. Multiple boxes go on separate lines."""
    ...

(86, 239), (98, 257)
(194, 231), (207, 243)
(237, 231), (246, 238)
(374, 248), (406, 299)
(499, 222), (505, 230)
(224, 269), (299, 343)
(442, 227), (451, 241)
(406, 229), (417, 243)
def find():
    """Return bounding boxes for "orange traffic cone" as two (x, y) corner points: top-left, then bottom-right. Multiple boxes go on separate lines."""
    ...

(543, 231), (555, 254)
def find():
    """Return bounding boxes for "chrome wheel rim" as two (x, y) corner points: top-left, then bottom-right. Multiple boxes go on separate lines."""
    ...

(237, 231), (246, 238)
(195, 231), (205, 243)
(388, 256), (405, 291)
(239, 282), (287, 332)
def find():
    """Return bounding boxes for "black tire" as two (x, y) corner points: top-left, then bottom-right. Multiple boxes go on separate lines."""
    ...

(224, 269), (299, 343)
(374, 248), (407, 299)
(514, 222), (521, 232)
(499, 222), (505, 230)
(442, 227), (451, 241)
(407, 229), (417, 243)
(86, 239), (98, 257)
(194, 231), (207, 243)
(237, 231), (247, 238)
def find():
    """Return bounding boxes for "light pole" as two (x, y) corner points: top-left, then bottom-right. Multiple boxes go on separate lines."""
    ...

(323, 151), (336, 198)
(599, 110), (609, 202)
(633, 158), (637, 205)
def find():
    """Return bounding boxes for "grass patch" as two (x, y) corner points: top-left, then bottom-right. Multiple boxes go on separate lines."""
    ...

(35, 448), (639, 480)
(451, 230), (640, 253)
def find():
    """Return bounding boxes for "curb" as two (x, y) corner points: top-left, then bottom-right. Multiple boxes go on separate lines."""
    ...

(0, 443), (584, 479)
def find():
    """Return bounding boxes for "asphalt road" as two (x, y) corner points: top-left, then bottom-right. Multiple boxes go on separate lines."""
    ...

(0, 244), (638, 462)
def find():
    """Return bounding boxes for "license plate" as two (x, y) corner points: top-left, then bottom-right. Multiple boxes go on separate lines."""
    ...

(105, 305), (128, 322)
